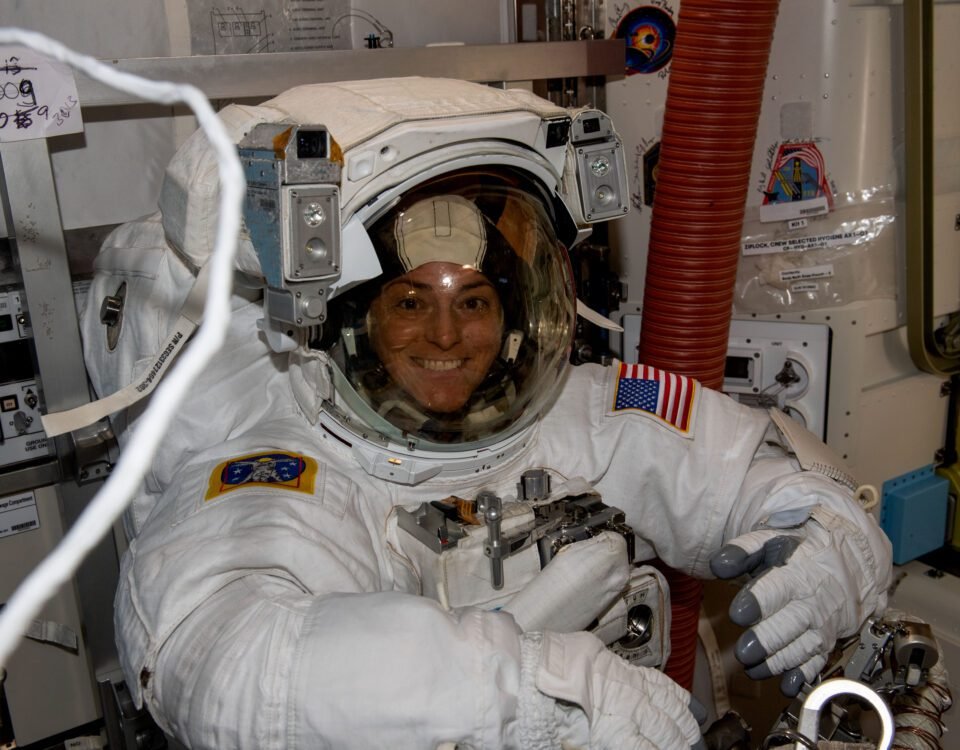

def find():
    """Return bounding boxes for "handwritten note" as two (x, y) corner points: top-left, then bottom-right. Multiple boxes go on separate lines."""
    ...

(0, 45), (83, 143)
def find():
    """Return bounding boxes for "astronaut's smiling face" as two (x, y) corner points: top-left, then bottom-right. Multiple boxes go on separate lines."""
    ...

(369, 262), (504, 413)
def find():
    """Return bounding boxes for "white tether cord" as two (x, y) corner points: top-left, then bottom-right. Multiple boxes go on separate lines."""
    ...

(0, 28), (243, 671)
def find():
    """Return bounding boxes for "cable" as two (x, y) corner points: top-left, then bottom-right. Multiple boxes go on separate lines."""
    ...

(331, 12), (394, 48)
(0, 28), (243, 672)
(855, 484), (880, 512)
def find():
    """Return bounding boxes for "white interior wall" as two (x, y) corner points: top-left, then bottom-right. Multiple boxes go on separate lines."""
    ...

(349, 0), (508, 47)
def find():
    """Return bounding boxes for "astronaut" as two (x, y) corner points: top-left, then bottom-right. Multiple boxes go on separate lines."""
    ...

(76, 78), (892, 749)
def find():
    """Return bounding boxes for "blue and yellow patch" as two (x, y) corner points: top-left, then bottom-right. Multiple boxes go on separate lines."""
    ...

(205, 451), (318, 501)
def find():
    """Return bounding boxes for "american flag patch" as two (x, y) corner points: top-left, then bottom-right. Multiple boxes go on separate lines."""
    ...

(611, 363), (698, 435)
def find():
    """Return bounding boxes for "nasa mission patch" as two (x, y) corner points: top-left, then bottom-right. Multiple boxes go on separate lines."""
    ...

(205, 451), (318, 501)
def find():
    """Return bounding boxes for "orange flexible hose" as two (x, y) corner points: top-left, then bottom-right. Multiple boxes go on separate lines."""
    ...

(638, 0), (782, 690)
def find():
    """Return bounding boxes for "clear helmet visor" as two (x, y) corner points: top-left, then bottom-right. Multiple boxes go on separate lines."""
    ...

(324, 168), (575, 449)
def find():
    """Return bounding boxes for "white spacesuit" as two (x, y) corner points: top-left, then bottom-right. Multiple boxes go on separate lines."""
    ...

(76, 78), (892, 749)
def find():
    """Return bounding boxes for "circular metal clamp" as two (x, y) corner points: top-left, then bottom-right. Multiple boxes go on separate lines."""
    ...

(795, 677), (894, 750)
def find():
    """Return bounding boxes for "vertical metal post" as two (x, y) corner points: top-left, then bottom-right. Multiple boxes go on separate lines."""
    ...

(0, 139), (89, 413)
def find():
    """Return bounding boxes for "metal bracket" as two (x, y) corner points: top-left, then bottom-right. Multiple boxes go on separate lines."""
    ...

(71, 419), (118, 485)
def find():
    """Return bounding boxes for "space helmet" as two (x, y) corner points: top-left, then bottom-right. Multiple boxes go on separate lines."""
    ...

(150, 77), (627, 472)
(320, 166), (576, 449)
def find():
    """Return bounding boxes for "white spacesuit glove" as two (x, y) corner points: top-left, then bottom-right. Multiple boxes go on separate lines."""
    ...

(503, 530), (631, 634)
(517, 630), (706, 750)
(709, 504), (891, 696)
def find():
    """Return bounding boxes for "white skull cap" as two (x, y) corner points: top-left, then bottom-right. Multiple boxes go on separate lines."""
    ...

(394, 195), (487, 272)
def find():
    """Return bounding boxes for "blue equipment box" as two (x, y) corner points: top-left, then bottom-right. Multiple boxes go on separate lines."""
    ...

(880, 465), (950, 565)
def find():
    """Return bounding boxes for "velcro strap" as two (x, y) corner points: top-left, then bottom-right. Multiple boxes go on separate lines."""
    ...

(768, 408), (858, 491)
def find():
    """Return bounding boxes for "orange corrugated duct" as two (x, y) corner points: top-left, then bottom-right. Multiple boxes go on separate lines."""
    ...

(638, 0), (782, 690)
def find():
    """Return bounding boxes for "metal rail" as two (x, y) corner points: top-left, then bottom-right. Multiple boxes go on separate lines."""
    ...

(75, 40), (626, 107)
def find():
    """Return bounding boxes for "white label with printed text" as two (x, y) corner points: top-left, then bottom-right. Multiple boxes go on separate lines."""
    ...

(0, 491), (40, 539)
(779, 264), (834, 282)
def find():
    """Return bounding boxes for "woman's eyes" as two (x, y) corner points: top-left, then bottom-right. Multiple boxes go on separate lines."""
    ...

(395, 296), (422, 311)
(388, 291), (497, 314)
(460, 296), (491, 312)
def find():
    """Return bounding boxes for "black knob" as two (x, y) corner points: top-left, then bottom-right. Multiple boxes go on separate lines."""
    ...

(100, 294), (123, 327)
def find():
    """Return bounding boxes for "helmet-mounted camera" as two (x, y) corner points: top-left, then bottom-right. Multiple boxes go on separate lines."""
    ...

(239, 123), (343, 348)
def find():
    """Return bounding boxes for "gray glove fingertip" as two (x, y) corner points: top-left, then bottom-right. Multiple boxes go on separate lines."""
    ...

(692, 737), (707, 750)
(780, 668), (806, 697)
(689, 696), (708, 726)
(762, 534), (801, 566)
(709, 544), (759, 579)
(712, 534), (803, 580)
(729, 588), (762, 627)
(734, 629), (766, 666)
(745, 661), (773, 680)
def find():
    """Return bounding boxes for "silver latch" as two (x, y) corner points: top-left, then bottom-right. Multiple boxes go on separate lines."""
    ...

(99, 281), (126, 351)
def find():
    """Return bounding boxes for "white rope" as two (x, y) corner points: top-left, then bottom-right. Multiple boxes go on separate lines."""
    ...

(0, 28), (243, 671)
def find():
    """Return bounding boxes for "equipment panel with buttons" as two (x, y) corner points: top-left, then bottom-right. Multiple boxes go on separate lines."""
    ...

(0, 291), (30, 344)
(0, 379), (53, 468)
(0, 286), (53, 470)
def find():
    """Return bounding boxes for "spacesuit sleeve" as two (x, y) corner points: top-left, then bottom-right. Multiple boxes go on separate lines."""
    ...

(551, 363), (888, 581)
(660, 395), (890, 583)
(717, 418), (890, 562)
(646, 389), (890, 589)
(114, 450), (527, 750)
